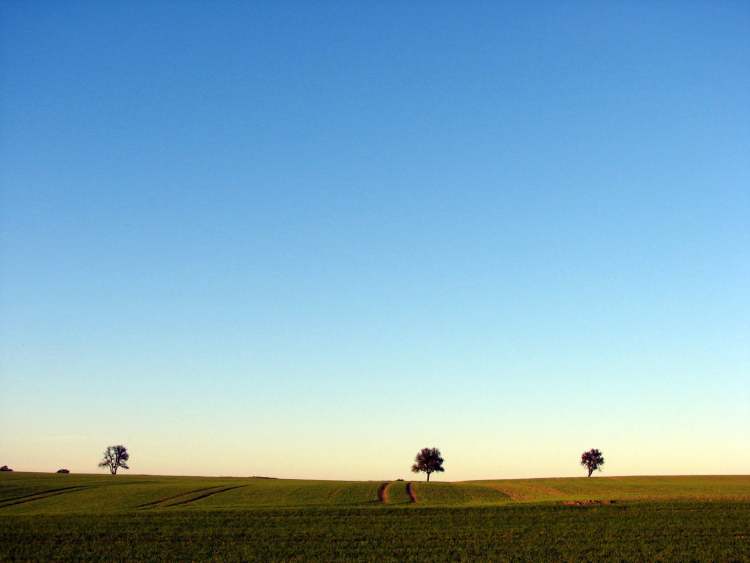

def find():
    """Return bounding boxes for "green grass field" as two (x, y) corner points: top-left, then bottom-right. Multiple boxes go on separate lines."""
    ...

(1, 472), (749, 560)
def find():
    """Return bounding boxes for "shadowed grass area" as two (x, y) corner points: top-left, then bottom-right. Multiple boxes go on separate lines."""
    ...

(186, 479), (383, 510)
(1, 503), (749, 560)
(0, 474), (239, 514)
(0, 474), (386, 514)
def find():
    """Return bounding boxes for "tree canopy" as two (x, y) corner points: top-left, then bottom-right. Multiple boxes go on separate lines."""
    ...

(411, 447), (445, 482)
(580, 448), (604, 477)
(98, 445), (130, 475)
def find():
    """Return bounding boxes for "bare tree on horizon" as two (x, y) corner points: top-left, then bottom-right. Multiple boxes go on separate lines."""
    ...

(98, 445), (130, 475)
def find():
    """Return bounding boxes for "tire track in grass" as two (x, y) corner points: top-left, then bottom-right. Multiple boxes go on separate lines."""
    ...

(163, 485), (246, 507)
(406, 482), (417, 503)
(0, 486), (91, 509)
(0, 486), (90, 504)
(137, 486), (225, 509)
(377, 482), (390, 504)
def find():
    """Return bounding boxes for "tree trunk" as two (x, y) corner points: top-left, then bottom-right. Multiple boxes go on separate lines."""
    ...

(587, 467), (593, 477)
(427, 472), (431, 482)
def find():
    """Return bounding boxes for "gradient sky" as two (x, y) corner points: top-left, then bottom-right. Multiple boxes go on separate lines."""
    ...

(1, 2), (748, 480)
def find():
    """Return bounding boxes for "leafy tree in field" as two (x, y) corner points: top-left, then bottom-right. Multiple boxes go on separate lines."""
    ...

(411, 447), (445, 482)
(0, 465), (12, 472)
(580, 448), (604, 477)
(98, 445), (130, 475)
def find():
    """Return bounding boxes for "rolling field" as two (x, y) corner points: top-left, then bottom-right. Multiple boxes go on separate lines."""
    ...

(1, 472), (749, 560)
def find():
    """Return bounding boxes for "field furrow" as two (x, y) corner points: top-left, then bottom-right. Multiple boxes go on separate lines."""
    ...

(163, 485), (246, 507)
(0, 486), (91, 509)
(137, 486), (227, 509)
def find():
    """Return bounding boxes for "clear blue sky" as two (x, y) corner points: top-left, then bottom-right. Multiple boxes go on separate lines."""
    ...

(1, 1), (748, 479)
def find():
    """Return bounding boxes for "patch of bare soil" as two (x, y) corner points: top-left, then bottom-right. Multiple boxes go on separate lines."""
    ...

(406, 482), (417, 503)
(377, 482), (390, 504)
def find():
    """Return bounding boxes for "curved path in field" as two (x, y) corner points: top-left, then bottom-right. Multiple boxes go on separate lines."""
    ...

(0, 486), (91, 509)
(377, 482), (390, 504)
(137, 486), (220, 509)
(406, 482), (417, 503)
(168, 485), (246, 507)
(139, 485), (246, 509)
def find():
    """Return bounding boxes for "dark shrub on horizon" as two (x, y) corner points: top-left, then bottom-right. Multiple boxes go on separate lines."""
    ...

(0, 465), (12, 472)
(57, 468), (70, 474)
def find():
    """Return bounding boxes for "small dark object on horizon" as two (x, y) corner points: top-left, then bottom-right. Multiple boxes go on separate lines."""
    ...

(57, 468), (70, 474)
(0, 465), (12, 472)
(562, 499), (618, 506)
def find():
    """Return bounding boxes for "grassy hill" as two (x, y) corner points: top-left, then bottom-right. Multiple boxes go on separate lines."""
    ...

(1, 472), (748, 513)
(1, 472), (749, 559)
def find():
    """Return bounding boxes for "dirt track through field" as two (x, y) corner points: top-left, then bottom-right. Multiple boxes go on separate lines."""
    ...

(406, 482), (417, 503)
(377, 482), (390, 504)
(0, 486), (91, 509)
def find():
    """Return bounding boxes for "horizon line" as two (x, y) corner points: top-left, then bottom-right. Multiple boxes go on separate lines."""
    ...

(4, 470), (749, 482)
